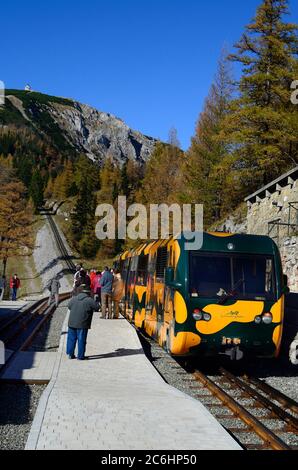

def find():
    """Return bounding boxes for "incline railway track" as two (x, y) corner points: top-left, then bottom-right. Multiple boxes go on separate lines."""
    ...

(190, 366), (298, 450)
(46, 212), (76, 273)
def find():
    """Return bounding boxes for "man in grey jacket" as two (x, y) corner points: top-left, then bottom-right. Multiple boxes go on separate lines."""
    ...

(47, 274), (61, 307)
(66, 285), (99, 360)
(100, 266), (114, 319)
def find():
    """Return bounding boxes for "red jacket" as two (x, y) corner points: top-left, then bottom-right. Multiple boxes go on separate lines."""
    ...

(10, 277), (20, 289)
(89, 272), (97, 291)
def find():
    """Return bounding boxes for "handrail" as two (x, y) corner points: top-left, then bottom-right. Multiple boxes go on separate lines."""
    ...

(268, 201), (298, 242)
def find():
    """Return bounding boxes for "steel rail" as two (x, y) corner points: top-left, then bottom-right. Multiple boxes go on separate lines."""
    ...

(0, 292), (72, 380)
(193, 369), (291, 450)
(0, 298), (48, 336)
(219, 367), (298, 431)
(46, 213), (76, 273)
(243, 374), (298, 415)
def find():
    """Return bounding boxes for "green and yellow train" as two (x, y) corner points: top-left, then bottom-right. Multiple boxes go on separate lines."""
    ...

(115, 232), (288, 360)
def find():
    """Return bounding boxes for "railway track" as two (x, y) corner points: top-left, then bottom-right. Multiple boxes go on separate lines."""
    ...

(137, 328), (298, 450)
(191, 366), (298, 450)
(0, 212), (75, 379)
(46, 212), (76, 273)
(0, 292), (72, 380)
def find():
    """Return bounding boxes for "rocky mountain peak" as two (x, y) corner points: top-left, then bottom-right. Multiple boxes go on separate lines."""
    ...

(1, 90), (157, 166)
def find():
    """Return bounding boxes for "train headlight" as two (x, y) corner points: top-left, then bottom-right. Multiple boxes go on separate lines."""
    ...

(203, 312), (211, 322)
(262, 313), (273, 324)
(254, 315), (262, 324)
(193, 309), (202, 321)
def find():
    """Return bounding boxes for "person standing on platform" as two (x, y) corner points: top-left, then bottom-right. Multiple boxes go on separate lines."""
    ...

(73, 268), (91, 295)
(93, 270), (102, 305)
(112, 269), (124, 319)
(47, 274), (61, 307)
(0, 275), (6, 301)
(66, 284), (99, 360)
(72, 264), (82, 295)
(10, 274), (20, 301)
(100, 266), (113, 319)
(89, 269), (96, 295)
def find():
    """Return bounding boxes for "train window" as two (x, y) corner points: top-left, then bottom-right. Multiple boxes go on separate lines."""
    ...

(136, 254), (148, 286)
(156, 247), (168, 281)
(127, 256), (138, 286)
(122, 258), (130, 285)
(189, 252), (276, 301)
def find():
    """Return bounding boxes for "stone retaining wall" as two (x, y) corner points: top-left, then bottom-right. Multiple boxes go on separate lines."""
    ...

(247, 180), (298, 237)
(279, 237), (298, 293)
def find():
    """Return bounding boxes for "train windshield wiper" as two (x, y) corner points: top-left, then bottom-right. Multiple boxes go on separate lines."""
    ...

(217, 278), (245, 304)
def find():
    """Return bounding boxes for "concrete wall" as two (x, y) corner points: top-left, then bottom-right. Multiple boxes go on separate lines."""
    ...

(211, 180), (298, 292)
(245, 179), (298, 292)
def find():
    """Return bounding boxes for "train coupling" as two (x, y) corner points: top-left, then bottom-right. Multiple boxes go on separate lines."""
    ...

(219, 345), (244, 361)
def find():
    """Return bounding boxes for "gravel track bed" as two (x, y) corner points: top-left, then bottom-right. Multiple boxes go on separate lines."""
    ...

(137, 328), (298, 450)
(233, 432), (263, 445)
(239, 355), (298, 402)
(137, 331), (202, 400)
(0, 300), (69, 449)
(276, 432), (298, 446)
(27, 300), (69, 352)
(0, 384), (46, 449)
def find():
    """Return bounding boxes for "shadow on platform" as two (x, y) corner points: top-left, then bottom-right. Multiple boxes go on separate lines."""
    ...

(86, 347), (143, 360)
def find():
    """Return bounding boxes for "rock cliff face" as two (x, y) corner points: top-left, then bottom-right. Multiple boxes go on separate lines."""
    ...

(2, 90), (157, 165)
(49, 101), (156, 165)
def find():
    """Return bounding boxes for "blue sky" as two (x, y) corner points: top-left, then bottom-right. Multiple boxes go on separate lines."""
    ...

(1, 0), (297, 149)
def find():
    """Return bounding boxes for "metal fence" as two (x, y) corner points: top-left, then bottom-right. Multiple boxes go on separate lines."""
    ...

(268, 201), (298, 243)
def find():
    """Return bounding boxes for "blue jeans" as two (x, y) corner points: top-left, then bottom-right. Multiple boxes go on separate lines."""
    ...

(11, 287), (17, 301)
(66, 327), (88, 359)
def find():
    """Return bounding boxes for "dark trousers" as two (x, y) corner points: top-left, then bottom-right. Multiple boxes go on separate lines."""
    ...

(101, 292), (112, 318)
(11, 287), (17, 301)
(66, 327), (88, 359)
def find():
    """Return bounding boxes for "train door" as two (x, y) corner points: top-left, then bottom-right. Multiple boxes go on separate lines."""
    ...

(164, 245), (175, 327)
(126, 256), (138, 320)
(146, 246), (168, 323)
(121, 257), (130, 311)
(134, 254), (149, 327)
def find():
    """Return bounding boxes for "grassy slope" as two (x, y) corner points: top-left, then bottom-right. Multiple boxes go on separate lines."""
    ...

(3, 216), (44, 299)
(0, 89), (76, 153)
(5, 89), (75, 108)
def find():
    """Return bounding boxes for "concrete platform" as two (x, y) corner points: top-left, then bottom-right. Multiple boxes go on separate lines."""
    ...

(0, 351), (56, 383)
(26, 313), (241, 450)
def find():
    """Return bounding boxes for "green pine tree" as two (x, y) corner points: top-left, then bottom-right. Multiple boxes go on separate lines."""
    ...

(221, 0), (298, 190)
(29, 170), (44, 211)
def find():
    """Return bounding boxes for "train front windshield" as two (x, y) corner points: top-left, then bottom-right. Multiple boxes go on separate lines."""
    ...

(189, 252), (276, 301)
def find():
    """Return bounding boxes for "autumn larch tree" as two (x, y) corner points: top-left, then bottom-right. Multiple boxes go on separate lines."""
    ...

(0, 164), (34, 275)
